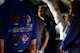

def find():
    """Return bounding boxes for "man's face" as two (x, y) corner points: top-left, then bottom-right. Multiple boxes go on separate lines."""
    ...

(64, 14), (72, 24)
(38, 7), (46, 17)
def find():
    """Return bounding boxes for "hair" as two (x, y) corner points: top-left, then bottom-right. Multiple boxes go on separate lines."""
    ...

(38, 5), (48, 9)
(71, 1), (80, 10)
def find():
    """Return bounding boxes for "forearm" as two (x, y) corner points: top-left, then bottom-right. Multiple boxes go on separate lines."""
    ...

(28, 46), (36, 53)
(40, 39), (48, 51)
(39, 32), (49, 51)
(28, 39), (36, 53)
(0, 39), (4, 53)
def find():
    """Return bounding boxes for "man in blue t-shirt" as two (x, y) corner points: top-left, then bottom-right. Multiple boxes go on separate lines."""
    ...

(0, 0), (37, 53)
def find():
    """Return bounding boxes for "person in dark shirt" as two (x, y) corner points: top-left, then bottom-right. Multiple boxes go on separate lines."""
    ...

(60, 1), (80, 53)
(38, 5), (57, 53)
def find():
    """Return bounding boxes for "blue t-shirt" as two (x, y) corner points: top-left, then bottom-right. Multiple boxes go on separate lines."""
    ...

(0, 0), (37, 53)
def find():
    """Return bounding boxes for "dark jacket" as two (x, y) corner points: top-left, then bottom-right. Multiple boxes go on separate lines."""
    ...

(61, 13), (80, 50)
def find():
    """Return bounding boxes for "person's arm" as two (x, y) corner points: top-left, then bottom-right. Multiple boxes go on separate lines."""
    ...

(0, 25), (4, 53)
(28, 39), (36, 53)
(39, 31), (49, 51)
(0, 39), (4, 53)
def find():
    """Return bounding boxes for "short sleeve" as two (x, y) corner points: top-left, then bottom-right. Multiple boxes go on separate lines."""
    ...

(31, 14), (37, 39)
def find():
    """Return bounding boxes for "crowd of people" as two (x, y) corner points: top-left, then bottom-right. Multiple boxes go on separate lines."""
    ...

(0, 0), (80, 53)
